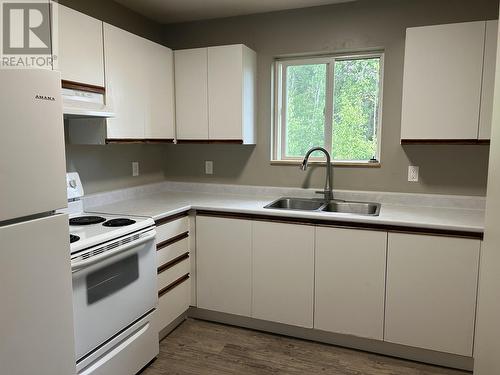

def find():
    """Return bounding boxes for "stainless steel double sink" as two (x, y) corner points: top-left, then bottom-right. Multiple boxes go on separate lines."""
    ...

(264, 197), (381, 216)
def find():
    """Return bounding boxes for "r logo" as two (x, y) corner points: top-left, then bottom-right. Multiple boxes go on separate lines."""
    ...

(2, 2), (51, 54)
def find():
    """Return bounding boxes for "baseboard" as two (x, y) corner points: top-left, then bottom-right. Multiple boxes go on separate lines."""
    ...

(188, 307), (473, 372)
(158, 312), (188, 341)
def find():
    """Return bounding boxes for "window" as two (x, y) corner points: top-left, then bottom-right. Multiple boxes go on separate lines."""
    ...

(273, 53), (384, 164)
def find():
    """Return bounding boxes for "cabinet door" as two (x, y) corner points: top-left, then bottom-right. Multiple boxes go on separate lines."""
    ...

(208, 45), (243, 140)
(479, 20), (498, 140)
(315, 227), (387, 340)
(104, 23), (145, 139)
(174, 48), (209, 139)
(385, 233), (480, 356)
(252, 222), (314, 328)
(56, 5), (104, 86)
(196, 216), (252, 316)
(401, 21), (485, 140)
(144, 41), (175, 139)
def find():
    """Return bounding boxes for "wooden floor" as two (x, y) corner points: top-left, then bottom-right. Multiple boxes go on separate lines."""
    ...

(141, 319), (470, 375)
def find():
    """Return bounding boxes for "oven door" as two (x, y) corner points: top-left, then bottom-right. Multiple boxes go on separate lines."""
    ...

(71, 228), (157, 361)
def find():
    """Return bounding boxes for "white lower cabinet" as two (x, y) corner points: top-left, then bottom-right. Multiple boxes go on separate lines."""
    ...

(193, 215), (481, 359)
(314, 227), (387, 340)
(196, 216), (252, 316)
(252, 221), (315, 328)
(385, 233), (480, 356)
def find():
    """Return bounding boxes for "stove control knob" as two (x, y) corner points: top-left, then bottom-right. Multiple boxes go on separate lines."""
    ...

(69, 179), (77, 188)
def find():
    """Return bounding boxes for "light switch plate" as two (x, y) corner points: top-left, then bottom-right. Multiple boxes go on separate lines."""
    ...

(408, 166), (419, 182)
(205, 161), (214, 175)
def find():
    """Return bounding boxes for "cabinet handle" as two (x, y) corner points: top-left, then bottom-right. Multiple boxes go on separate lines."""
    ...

(156, 231), (189, 250)
(157, 252), (189, 274)
(158, 274), (190, 298)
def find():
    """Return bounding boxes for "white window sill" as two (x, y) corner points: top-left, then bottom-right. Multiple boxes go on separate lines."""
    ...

(270, 160), (381, 168)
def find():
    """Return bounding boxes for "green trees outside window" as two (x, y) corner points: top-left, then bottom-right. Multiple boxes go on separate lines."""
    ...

(278, 54), (382, 162)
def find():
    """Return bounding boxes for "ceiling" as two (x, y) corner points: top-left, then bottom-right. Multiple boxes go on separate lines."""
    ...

(114, 0), (356, 24)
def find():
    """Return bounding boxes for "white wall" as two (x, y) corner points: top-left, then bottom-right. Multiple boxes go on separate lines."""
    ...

(474, 6), (500, 374)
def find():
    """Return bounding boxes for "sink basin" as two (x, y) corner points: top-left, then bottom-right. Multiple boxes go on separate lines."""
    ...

(321, 201), (381, 216)
(264, 197), (325, 211)
(264, 197), (381, 216)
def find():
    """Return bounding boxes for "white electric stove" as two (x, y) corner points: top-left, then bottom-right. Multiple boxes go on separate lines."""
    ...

(63, 172), (155, 254)
(62, 173), (159, 375)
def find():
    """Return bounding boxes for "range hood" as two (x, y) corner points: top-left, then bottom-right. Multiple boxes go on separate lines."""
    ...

(62, 83), (115, 118)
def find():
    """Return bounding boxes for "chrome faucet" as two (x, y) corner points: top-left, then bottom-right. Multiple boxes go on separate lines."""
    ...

(300, 147), (334, 201)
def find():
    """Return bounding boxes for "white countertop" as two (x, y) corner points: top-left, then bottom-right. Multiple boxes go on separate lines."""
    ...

(87, 189), (485, 235)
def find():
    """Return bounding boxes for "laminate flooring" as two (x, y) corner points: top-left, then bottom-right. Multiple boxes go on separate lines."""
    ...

(141, 319), (470, 375)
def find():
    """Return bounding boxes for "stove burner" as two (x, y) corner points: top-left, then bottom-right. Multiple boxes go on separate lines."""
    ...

(103, 218), (137, 227)
(70, 234), (80, 244)
(69, 216), (107, 226)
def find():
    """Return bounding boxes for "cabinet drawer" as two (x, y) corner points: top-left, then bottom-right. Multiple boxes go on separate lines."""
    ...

(157, 275), (191, 331)
(158, 256), (190, 291)
(156, 215), (189, 244)
(157, 237), (189, 268)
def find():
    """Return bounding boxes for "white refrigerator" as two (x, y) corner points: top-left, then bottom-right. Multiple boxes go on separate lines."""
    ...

(0, 70), (76, 375)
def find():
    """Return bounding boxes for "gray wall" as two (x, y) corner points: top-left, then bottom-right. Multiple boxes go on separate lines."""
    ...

(62, 0), (497, 195)
(161, 0), (497, 196)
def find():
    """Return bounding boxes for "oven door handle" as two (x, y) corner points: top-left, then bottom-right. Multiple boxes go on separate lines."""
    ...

(71, 231), (156, 272)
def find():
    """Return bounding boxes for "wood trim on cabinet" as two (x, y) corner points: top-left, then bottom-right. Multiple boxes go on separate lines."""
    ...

(155, 211), (189, 226)
(105, 139), (175, 144)
(156, 231), (189, 251)
(158, 273), (190, 298)
(157, 252), (190, 274)
(61, 80), (105, 95)
(176, 139), (244, 144)
(401, 139), (490, 145)
(195, 210), (483, 240)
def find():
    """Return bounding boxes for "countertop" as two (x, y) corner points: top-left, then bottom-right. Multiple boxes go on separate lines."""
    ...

(87, 190), (485, 236)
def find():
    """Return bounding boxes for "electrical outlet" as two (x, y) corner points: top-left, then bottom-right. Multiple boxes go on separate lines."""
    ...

(408, 166), (419, 182)
(205, 160), (214, 175)
(132, 162), (139, 177)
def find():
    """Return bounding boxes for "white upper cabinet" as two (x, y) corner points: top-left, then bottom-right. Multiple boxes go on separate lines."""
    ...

(252, 222), (314, 328)
(401, 21), (490, 141)
(479, 20), (499, 140)
(174, 44), (257, 144)
(208, 45), (256, 142)
(56, 4), (104, 86)
(385, 233), (480, 356)
(144, 39), (175, 140)
(104, 23), (174, 140)
(315, 227), (387, 340)
(104, 23), (146, 139)
(174, 48), (209, 140)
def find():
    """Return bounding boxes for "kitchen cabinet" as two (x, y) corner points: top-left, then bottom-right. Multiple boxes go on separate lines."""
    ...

(174, 48), (209, 139)
(56, 4), (104, 87)
(401, 21), (494, 142)
(144, 39), (176, 140)
(479, 20), (498, 140)
(104, 23), (175, 141)
(196, 216), (252, 316)
(314, 227), (387, 340)
(385, 233), (480, 356)
(155, 214), (190, 337)
(252, 221), (314, 328)
(174, 44), (256, 144)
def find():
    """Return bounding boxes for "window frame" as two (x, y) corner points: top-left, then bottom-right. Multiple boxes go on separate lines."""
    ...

(272, 51), (385, 165)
